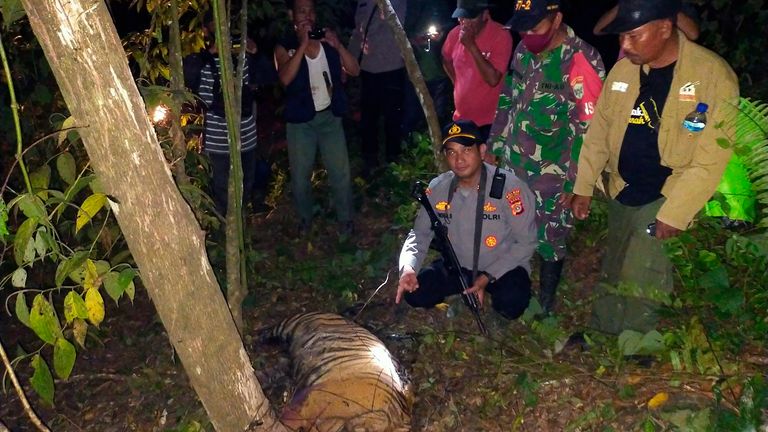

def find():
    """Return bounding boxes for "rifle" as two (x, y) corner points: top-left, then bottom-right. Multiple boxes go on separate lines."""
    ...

(412, 181), (488, 336)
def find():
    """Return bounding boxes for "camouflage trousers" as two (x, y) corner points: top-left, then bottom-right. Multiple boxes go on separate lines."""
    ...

(590, 198), (674, 334)
(529, 172), (573, 262)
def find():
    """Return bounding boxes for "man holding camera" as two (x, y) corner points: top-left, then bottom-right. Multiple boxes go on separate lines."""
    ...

(396, 120), (537, 320)
(274, 0), (360, 236)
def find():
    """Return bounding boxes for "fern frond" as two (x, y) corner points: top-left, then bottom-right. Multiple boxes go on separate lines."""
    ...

(718, 97), (768, 226)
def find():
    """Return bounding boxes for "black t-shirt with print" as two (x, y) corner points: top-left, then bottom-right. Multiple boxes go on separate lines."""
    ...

(616, 62), (676, 207)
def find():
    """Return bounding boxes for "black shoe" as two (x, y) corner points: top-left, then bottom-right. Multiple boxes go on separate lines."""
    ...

(539, 259), (565, 314)
(563, 332), (590, 352)
(624, 354), (655, 368)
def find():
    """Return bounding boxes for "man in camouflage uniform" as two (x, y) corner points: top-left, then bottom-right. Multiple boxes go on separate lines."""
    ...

(488, 0), (604, 314)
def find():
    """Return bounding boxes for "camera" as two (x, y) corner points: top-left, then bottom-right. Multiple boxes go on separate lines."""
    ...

(308, 28), (326, 40)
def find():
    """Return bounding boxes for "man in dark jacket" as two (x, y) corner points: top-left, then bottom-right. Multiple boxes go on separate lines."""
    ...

(274, 0), (360, 235)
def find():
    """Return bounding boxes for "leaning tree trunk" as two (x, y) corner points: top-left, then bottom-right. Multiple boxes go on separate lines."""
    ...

(20, 1), (287, 431)
(375, 0), (443, 162)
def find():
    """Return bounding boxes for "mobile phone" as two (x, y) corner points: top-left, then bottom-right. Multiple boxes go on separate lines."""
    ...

(646, 222), (656, 237)
(308, 28), (326, 40)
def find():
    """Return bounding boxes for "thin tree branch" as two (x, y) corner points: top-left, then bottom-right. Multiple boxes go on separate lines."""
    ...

(0, 338), (51, 432)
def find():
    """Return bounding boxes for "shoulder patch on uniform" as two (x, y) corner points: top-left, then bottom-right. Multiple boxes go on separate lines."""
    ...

(506, 189), (525, 216)
(570, 75), (584, 99)
(611, 81), (628, 92)
(435, 201), (450, 211)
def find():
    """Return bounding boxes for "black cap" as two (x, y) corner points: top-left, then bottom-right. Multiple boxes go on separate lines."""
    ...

(506, 0), (560, 32)
(602, 0), (681, 34)
(452, 0), (490, 19)
(442, 120), (484, 148)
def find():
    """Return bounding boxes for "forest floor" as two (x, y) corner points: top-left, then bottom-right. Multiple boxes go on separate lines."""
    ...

(1, 154), (765, 432)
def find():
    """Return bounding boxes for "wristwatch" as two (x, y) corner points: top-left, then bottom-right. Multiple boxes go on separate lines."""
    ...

(479, 271), (496, 284)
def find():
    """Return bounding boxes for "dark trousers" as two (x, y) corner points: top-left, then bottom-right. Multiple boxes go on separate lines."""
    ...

(401, 77), (453, 136)
(360, 68), (406, 170)
(208, 148), (257, 216)
(404, 259), (532, 320)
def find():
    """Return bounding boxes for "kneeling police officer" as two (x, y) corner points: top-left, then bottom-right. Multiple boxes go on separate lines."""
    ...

(396, 120), (538, 320)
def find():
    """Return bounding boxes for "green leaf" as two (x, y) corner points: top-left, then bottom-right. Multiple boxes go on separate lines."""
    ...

(636, 330), (664, 355)
(103, 271), (124, 303)
(30, 354), (54, 406)
(72, 318), (88, 348)
(85, 288), (105, 327)
(29, 294), (63, 345)
(17, 194), (47, 220)
(76, 193), (107, 233)
(63, 291), (88, 323)
(38, 226), (60, 257)
(53, 337), (76, 380)
(62, 174), (94, 206)
(618, 330), (643, 356)
(14, 217), (38, 266)
(11, 267), (27, 288)
(117, 268), (137, 302)
(34, 227), (48, 258)
(56, 152), (77, 185)
(0, 198), (8, 238)
(699, 266), (743, 314)
(716, 137), (731, 149)
(57, 116), (77, 146)
(55, 251), (89, 287)
(0, 0), (26, 30)
(15, 293), (30, 327)
(125, 280), (136, 302)
(83, 259), (101, 291)
(30, 165), (51, 199)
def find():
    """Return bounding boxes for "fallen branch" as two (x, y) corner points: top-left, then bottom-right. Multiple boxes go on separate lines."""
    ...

(0, 338), (51, 432)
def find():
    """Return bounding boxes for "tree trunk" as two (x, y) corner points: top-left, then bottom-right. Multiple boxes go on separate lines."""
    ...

(375, 0), (444, 163)
(167, 0), (191, 187)
(20, 1), (286, 430)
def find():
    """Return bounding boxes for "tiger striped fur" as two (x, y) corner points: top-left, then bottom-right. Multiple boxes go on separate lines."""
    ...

(272, 312), (412, 432)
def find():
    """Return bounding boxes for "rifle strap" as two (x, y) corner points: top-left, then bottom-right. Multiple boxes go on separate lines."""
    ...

(357, 3), (379, 65)
(446, 164), (488, 282)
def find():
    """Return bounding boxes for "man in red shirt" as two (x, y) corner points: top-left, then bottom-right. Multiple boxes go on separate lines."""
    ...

(442, 0), (512, 140)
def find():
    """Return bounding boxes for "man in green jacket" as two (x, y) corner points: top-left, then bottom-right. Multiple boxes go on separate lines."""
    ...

(571, 0), (739, 334)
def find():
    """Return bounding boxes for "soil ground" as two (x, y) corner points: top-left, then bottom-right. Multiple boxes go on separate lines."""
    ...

(1, 129), (764, 431)
(2, 181), (755, 432)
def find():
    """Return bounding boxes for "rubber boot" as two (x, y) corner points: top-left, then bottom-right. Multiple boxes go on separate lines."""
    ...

(539, 259), (565, 315)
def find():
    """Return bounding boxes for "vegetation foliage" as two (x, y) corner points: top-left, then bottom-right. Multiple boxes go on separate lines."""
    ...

(0, 0), (767, 430)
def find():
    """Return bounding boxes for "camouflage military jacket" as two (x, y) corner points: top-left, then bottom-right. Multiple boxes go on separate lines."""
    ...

(490, 25), (605, 193)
